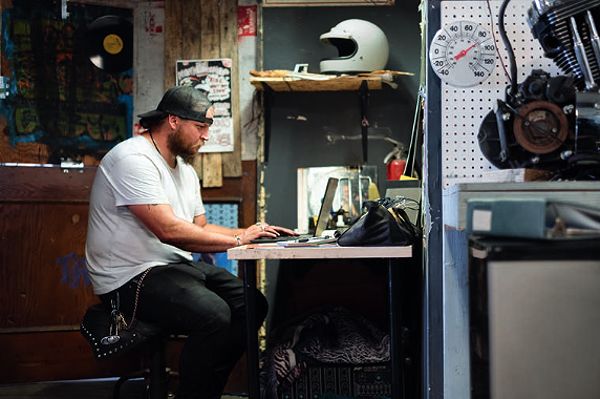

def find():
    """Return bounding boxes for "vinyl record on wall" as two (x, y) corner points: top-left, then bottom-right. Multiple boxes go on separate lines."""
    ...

(85, 15), (133, 73)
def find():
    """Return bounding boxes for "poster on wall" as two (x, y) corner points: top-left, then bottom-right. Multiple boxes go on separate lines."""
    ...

(175, 59), (233, 153)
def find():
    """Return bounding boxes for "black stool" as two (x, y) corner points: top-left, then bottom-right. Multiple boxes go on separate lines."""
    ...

(80, 304), (174, 399)
(112, 337), (172, 399)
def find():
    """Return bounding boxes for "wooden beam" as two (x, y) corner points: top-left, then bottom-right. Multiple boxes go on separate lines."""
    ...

(200, 0), (220, 59)
(164, 0), (184, 89)
(200, 0), (223, 187)
(221, 0), (242, 177)
(0, 166), (95, 202)
(201, 153), (223, 188)
(181, 0), (203, 58)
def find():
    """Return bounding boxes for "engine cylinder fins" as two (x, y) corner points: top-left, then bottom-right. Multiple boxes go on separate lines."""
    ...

(513, 100), (570, 154)
(529, 5), (600, 88)
(540, 1), (600, 24)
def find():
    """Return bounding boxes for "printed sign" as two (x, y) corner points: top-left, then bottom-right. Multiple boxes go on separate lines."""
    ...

(176, 59), (233, 153)
(238, 5), (257, 37)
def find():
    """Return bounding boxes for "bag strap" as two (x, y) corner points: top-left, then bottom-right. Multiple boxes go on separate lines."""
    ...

(389, 206), (420, 239)
(386, 206), (404, 225)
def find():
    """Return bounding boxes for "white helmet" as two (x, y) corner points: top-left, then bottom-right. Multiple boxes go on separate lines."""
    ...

(319, 19), (389, 74)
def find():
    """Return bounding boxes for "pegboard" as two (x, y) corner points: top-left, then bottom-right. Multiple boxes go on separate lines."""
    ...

(194, 203), (239, 276)
(440, 0), (561, 188)
(204, 203), (239, 228)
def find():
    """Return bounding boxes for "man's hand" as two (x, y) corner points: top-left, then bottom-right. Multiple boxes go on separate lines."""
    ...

(238, 222), (298, 245)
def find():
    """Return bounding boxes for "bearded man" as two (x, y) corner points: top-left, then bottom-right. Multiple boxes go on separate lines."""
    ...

(85, 86), (295, 399)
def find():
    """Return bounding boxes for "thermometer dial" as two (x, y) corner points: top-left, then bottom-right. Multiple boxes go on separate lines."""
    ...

(429, 20), (497, 87)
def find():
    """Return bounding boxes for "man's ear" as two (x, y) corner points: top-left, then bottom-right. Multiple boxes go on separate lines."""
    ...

(167, 114), (178, 129)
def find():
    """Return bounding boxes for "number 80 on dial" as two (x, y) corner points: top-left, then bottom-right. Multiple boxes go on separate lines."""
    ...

(429, 20), (496, 87)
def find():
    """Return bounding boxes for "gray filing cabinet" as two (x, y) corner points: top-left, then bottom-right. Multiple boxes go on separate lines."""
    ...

(441, 181), (600, 399)
(469, 237), (600, 399)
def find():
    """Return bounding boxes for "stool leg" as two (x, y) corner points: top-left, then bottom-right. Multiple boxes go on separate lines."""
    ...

(113, 375), (130, 399)
(147, 341), (169, 399)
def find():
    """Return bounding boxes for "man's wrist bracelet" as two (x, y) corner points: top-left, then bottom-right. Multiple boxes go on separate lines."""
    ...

(234, 234), (242, 246)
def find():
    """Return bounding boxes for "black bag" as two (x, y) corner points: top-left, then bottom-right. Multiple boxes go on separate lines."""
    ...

(337, 197), (420, 247)
(80, 304), (162, 359)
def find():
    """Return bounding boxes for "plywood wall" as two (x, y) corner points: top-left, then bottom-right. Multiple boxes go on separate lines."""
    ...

(164, 0), (242, 188)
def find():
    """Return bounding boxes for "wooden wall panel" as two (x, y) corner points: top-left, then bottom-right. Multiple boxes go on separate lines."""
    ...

(0, 166), (94, 203)
(200, 1), (220, 58)
(182, 1), (204, 58)
(200, 0), (224, 188)
(201, 153), (223, 188)
(0, 166), (116, 383)
(163, 0), (184, 89)
(220, 0), (243, 178)
(164, 0), (243, 188)
(0, 168), (96, 333)
(0, 332), (142, 383)
(0, 202), (93, 328)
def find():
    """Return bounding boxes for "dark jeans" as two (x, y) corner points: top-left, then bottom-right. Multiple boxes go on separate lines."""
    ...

(100, 261), (268, 399)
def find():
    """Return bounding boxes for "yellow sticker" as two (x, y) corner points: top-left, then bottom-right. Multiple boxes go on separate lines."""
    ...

(103, 34), (123, 55)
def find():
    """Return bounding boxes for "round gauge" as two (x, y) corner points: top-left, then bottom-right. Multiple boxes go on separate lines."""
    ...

(429, 20), (497, 87)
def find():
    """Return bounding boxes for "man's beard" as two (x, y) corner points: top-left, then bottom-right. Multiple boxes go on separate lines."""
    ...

(168, 129), (201, 164)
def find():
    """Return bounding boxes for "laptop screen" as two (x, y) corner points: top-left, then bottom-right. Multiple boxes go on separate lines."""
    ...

(313, 177), (339, 237)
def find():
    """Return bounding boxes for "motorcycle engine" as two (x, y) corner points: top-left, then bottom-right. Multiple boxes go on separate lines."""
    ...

(478, 0), (600, 178)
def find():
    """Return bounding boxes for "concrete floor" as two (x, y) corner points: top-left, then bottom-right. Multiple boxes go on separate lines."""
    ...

(0, 378), (246, 399)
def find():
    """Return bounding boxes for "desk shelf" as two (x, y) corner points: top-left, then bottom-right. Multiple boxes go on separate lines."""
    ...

(228, 243), (412, 260)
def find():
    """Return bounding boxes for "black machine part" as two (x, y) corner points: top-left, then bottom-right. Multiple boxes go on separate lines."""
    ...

(477, 70), (577, 170)
(476, 1), (600, 178)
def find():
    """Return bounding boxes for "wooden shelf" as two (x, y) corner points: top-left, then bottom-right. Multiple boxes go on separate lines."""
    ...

(250, 75), (384, 92)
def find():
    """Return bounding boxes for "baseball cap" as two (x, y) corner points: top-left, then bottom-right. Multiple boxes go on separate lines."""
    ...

(138, 86), (213, 125)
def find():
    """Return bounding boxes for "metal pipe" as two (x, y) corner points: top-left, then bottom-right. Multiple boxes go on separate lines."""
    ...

(586, 11), (600, 71)
(570, 16), (597, 90)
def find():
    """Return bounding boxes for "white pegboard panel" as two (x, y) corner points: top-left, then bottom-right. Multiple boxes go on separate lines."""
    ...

(440, 0), (561, 189)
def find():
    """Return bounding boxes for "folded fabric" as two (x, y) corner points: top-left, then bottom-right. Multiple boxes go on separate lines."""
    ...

(260, 306), (390, 399)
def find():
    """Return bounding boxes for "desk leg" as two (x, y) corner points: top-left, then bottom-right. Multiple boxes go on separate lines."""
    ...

(389, 259), (405, 399)
(242, 259), (260, 399)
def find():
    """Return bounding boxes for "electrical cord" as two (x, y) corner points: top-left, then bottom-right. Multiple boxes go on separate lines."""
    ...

(486, 0), (512, 85)
(498, 0), (518, 97)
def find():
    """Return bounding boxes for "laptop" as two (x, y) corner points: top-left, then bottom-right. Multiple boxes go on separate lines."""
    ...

(251, 177), (339, 244)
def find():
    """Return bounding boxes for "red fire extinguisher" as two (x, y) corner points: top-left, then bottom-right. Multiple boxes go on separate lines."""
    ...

(387, 159), (406, 180)
(384, 144), (406, 180)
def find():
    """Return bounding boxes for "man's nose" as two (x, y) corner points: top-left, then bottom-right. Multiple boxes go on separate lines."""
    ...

(200, 128), (210, 140)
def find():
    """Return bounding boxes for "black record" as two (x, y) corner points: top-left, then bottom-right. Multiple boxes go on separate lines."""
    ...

(85, 15), (133, 73)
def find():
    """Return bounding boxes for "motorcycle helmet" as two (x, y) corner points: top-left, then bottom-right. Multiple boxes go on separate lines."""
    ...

(319, 19), (389, 74)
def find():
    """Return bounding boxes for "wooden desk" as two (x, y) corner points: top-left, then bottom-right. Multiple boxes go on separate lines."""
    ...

(228, 243), (413, 399)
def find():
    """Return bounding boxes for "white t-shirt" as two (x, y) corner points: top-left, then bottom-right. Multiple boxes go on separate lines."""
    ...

(85, 135), (206, 295)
